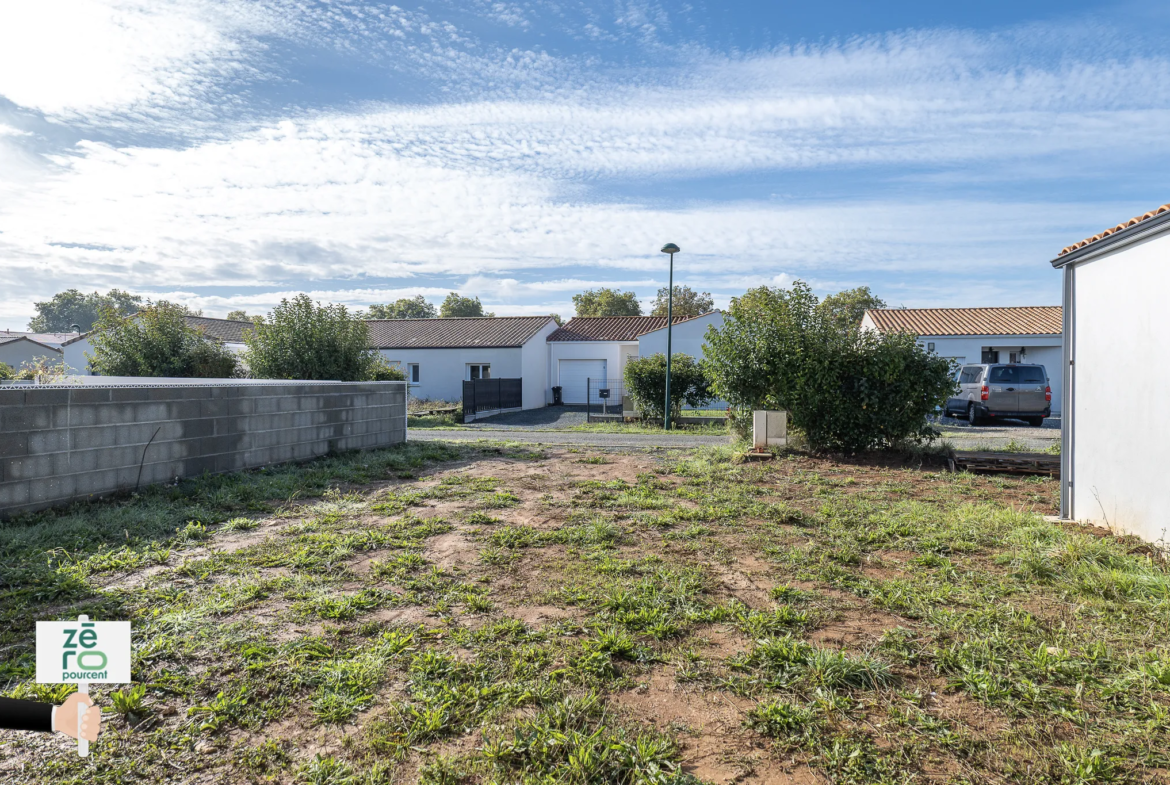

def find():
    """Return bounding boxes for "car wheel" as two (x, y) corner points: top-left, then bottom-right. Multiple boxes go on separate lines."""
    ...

(968, 403), (980, 426)
(1026, 416), (1044, 427)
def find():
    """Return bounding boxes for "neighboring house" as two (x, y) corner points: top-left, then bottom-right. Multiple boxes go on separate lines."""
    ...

(861, 306), (1064, 414)
(1049, 201), (1170, 544)
(637, 310), (724, 360)
(0, 336), (63, 371)
(546, 314), (712, 404)
(371, 316), (558, 410)
(61, 315), (255, 374)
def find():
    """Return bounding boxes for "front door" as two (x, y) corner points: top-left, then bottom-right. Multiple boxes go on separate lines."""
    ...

(986, 366), (1019, 412)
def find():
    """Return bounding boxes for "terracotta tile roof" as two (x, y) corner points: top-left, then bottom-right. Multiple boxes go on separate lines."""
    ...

(864, 306), (1062, 337)
(547, 314), (705, 342)
(185, 316), (257, 343)
(1059, 202), (1170, 256)
(367, 316), (555, 349)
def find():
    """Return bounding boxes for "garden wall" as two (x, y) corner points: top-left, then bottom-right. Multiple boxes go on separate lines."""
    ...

(0, 380), (407, 518)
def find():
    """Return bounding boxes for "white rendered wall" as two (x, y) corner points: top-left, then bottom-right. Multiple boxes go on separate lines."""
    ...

(637, 312), (725, 361)
(378, 347), (523, 404)
(0, 342), (62, 371)
(521, 320), (559, 407)
(1069, 231), (1170, 544)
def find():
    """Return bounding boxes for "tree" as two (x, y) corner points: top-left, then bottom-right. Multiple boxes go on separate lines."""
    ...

(440, 293), (493, 318)
(703, 281), (955, 453)
(550, 314), (563, 326)
(28, 289), (143, 333)
(624, 353), (713, 423)
(367, 295), (438, 320)
(88, 302), (239, 378)
(0, 362), (11, 380)
(818, 286), (886, 332)
(572, 288), (642, 317)
(245, 294), (387, 381)
(650, 286), (714, 318)
(226, 310), (265, 323)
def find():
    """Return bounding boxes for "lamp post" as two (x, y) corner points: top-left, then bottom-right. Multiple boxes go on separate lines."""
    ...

(660, 243), (680, 431)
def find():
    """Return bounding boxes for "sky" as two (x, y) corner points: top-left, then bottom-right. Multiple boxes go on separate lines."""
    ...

(2, 0), (1170, 326)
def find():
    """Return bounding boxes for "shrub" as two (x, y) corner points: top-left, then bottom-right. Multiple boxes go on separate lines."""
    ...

(623, 353), (713, 422)
(703, 281), (956, 453)
(88, 302), (239, 378)
(0, 362), (12, 380)
(245, 295), (387, 381)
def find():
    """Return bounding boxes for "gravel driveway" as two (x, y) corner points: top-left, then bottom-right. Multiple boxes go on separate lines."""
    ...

(462, 406), (589, 430)
(938, 414), (1061, 452)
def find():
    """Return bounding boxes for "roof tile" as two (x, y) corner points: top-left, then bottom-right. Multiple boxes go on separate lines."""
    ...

(547, 314), (704, 342)
(865, 306), (1061, 337)
(1059, 202), (1170, 256)
(367, 316), (554, 349)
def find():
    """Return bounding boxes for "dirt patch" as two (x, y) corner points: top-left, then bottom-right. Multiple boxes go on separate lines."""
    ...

(505, 604), (582, 626)
(424, 531), (480, 571)
(614, 670), (819, 784)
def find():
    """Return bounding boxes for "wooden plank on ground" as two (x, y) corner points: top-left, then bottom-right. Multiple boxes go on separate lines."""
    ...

(952, 450), (1060, 477)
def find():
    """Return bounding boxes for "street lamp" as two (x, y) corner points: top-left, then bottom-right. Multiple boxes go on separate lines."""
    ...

(660, 243), (680, 431)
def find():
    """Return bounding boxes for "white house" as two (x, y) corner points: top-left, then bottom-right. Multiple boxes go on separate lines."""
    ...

(546, 314), (714, 404)
(371, 316), (558, 410)
(61, 315), (254, 374)
(637, 310), (724, 360)
(0, 336), (63, 371)
(861, 306), (1064, 414)
(1050, 201), (1170, 544)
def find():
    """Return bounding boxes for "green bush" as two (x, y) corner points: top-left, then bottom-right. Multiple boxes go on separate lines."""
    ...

(0, 362), (12, 380)
(703, 281), (956, 453)
(623, 353), (713, 422)
(367, 355), (407, 381)
(88, 302), (239, 378)
(245, 294), (387, 381)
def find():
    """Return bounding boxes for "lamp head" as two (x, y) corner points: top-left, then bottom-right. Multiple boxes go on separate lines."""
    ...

(660, 243), (680, 254)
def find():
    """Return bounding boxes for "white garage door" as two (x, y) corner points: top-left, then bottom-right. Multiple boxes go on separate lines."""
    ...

(559, 359), (607, 404)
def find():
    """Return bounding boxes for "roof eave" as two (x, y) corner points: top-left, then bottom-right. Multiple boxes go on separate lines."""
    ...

(1052, 209), (1170, 268)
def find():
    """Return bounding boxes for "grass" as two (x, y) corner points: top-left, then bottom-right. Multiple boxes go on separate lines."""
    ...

(2, 439), (1167, 784)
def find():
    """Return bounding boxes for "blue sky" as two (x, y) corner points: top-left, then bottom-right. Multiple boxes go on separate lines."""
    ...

(2, 0), (1169, 325)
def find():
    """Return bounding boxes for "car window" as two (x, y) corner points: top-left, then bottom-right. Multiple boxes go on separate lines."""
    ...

(1018, 366), (1046, 384)
(989, 366), (1018, 384)
(958, 367), (980, 384)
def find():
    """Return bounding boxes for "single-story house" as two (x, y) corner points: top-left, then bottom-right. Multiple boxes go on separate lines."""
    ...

(0, 336), (63, 371)
(546, 314), (715, 404)
(61, 315), (254, 374)
(636, 310), (724, 360)
(861, 306), (1064, 414)
(1050, 201), (1170, 543)
(372, 316), (558, 410)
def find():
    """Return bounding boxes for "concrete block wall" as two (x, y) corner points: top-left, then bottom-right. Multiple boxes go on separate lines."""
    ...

(0, 381), (407, 518)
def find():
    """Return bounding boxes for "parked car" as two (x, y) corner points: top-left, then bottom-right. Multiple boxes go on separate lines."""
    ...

(942, 363), (1051, 427)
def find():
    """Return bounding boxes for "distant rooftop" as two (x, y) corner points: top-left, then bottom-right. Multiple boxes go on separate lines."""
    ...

(864, 306), (1062, 337)
(547, 314), (708, 342)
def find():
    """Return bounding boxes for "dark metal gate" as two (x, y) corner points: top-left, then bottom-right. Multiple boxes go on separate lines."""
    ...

(462, 378), (523, 421)
(586, 378), (626, 423)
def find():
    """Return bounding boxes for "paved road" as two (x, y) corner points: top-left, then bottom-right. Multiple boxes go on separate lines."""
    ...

(461, 406), (589, 430)
(409, 428), (731, 448)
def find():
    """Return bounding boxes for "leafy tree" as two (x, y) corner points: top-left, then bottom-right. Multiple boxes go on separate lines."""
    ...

(818, 286), (886, 331)
(245, 294), (387, 381)
(550, 313), (563, 326)
(0, 362), (12, 380)
(624, 353), (713, 423)
(572, 288), (642, 317)
(226, 310), (265, 323)
(440, 292), (493, 318)
(367, 355), (407, 381)
(366, 295), (438, 320)
(703, 281), (955, 453)
(88, 302), (239, 378)
(650, 285), (714, 318)
(28, 289), (143, 332)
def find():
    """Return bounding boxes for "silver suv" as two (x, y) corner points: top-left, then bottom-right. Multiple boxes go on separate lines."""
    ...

(942, 363), (1051, 427)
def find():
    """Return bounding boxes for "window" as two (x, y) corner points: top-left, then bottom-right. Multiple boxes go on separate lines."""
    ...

(989, 366), (1018, 384)
(1018, 366), (1046, 384)
(981, 349), (999, 363)
(959, 367), (983, 384)
(407, 363), (420, 384)
(467, 363), (490, 381)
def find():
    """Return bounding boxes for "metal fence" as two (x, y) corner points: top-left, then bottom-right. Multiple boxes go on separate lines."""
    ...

(462, 378), (523, 419)
(586, 378), (627, 423)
